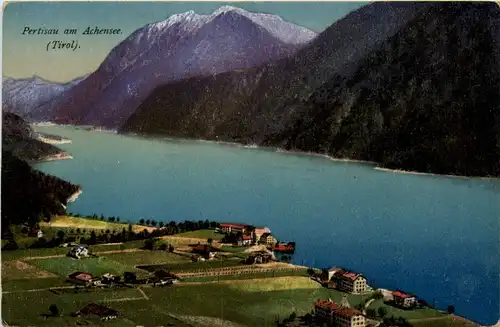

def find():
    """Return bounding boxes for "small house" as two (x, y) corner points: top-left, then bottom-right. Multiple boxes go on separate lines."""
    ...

(392, 290), (417, 308)
(68, 272), (94, 284)
(101, 273), (119, 284)
(75, 303), (119, 321)
(251, 226), (271, 243)
(245, 251), (274, 264)
(321, 266), (344, 281)
(219, 223), (249, 234)
(68, 245), (89, 259)
(190, 244), (220, 259)
(237, 235), (253, 246)
(259, 233), (277, 246)
(28, 228), (43, 238)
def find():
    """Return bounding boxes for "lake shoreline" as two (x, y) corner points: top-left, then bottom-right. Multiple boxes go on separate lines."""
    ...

(38, 124), (499, 180)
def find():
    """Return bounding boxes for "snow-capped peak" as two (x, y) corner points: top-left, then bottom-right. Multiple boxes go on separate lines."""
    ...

(147, 6), (317, 45)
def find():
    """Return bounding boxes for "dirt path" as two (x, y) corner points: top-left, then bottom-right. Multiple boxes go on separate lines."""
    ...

(2, 285), (75, 294)
(22, 248), (145, 260)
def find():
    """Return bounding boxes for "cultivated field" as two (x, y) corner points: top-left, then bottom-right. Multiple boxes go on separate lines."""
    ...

(41, 215), (157, 233)
(2, 237), (474, 327)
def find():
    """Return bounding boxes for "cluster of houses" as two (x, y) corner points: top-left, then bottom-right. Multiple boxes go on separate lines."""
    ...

(218, 223), (276, 246)
(320, 266), (419, 311)
(68, 270), (179, 288)
(68, 271), (121, 288)
(314, 296), (366, 327)
(218, 223), (295, 252)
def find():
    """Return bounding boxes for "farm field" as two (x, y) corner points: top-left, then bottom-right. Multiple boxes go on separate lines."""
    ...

(40, 215), (156, 233)
(1, 238), (471, 327)
(2, 287), (149, 327)
(367, 299), (445, 320)
(29, 256), (134, 277)
(104, 250), (191, 266)
(137, 258), (244, 273)
(173, 229), (225, 241)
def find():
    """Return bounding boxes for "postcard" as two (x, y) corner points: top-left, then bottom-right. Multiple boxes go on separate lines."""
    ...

(2, 1), (499, 327)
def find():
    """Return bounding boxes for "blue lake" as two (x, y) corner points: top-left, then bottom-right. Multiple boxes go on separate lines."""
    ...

(34, 125), (499, 325)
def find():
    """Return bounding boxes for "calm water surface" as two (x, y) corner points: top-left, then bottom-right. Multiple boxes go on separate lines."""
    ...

(34, 126), (499, 324)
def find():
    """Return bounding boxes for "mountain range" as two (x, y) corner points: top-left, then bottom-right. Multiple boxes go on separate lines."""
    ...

(122, 2), (500, 177)
(5, 2), (500, 177)
(29, 6), (317, 128)
(2, 76), (83, 118)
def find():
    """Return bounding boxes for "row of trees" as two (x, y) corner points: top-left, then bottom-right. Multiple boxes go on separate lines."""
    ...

(26, 224), (172, 249)
(69, 212), (220, 233)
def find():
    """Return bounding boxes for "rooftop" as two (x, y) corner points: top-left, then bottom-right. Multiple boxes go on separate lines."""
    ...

(335, 307), (364, 318)
(315, 299), (339, 311)
(393, 290), (416, 299)
(68, 271), (93, 281)
(220, 223), (249, 228)
(79, 303), (119, 317)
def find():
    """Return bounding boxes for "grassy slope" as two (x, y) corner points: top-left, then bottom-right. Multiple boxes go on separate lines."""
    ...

(172, 229), (225, 241)
(41, 215), (157, 233)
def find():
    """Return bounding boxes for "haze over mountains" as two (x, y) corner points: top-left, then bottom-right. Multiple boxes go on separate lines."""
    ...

(24, 6), (316, 127)
(122, 2), (500, 177)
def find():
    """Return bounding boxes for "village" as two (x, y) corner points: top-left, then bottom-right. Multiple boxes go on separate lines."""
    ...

(2, 217), (464, 327)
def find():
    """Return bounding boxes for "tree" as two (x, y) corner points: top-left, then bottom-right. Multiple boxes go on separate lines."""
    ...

(89, 230), (97, 245)
(49, 304), (59, 316)
(159, 221), (164, 228)
(56, 230), (65, 240)
(76, 228), (81, 234)
(146, 219), (151, 226)
(151, 220), (157, 227)
(116, 217), (120, 222)
(447, 305), (455, 314)
(307, 267), (315, 276)
(372, 290), (384, 300)
(366, 308), (376, 318)
(378, 306), (388, 318)
(169, 244), (175, 252)
(207, 238), (213, 246)
(100, 214), (105, 220)
(108, 217), (115, 222)
(139, 218), (145, 225)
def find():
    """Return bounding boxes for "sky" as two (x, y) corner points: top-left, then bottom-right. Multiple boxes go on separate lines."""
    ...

(3, 1), (366, 83)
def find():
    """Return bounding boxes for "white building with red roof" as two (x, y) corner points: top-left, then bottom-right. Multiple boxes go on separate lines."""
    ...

(392, 290), (417, 308)
(314, 298), (366, 327)
(334, 270), (368, 294)
(219, 223), (249, 234)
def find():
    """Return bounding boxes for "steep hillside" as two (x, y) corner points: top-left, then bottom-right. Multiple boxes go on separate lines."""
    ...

(122, 2), (500, 177)
(1, 114), (81, 230)
(271, 2), (500, 177)
(2, 112), (68, 162)
(1, 150), (81, 230)
(122, 2), (428, 140)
